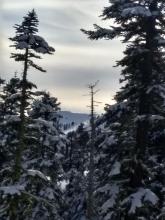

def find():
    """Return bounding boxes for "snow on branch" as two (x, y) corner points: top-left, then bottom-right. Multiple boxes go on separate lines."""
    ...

(0, 185), (25, 196)
(121, 188), (159, 214)
(21, 191), (58, 209)
(27, 169), (50, 181)
(101, 184), (119, 212)
(109, 161), (121, 176)
(121, 6), (152, 17)
(81, 25), (120, 40)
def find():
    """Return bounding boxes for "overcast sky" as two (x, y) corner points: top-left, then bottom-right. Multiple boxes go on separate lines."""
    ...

(0, 0), (124, 113)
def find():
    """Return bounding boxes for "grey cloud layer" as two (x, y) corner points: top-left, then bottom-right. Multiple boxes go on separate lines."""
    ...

(1, 0), (123, 113)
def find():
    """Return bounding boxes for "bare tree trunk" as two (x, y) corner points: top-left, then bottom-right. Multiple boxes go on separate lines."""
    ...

(87, 82), (99, 220)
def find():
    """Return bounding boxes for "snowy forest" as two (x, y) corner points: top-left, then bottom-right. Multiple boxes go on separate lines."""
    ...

(1, 0), (165, 219)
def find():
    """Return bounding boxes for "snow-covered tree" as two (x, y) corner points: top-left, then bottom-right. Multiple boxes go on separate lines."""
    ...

(0, 75), (43, 219)
(63, 169), (87, 220)
(94, 103), (136, 219)
(9, 9), (55, 180)
(82, 0), (165, 219)
(64, 123), (89, 173)
(0, 87), (64, 219)
(21, 91), (65, 219)
(0, 76), (22, 178)
(63, 124), (89, 220)
(0, 10), (57, 219)
(28, 91), (64, 181)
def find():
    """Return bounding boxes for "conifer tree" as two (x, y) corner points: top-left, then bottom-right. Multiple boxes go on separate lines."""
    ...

(0, 75), (28, 219)
(9, 9), (55, 180)
(82, 0), (165, 219)
(28, 91), (64, 181)
(63, 124), (89, 220)
(0, 75), (45, 219)
(94, 102), (135, 219)
(0, 83), (64, 219)
(0, 10), (57, 219)
(25, 91), (65, 219)
(0, 76), (21, 171)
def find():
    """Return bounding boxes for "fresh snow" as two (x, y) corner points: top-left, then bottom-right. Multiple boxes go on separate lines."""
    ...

(121, 6), (152, 17)
(104, 212), (113, 220)
(150, 115), (164, 121)
(45, 187), (54, 200)
(4, 115), (20, 123)
(16, 41), (29, 49)
(101, 184), (119, 212)
(97, 184), (111, 193)
(109, 161), (121, 176)
(27, 169), (50, 181)
(0, 185), (25, 195)
(122, 188), (159, 214)
(58, 180), (69, 191)
(6, 92), (21, 100)
(14, 34), (55, 53)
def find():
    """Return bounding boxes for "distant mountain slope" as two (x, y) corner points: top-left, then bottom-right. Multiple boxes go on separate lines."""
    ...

(59, 111), (89, 131)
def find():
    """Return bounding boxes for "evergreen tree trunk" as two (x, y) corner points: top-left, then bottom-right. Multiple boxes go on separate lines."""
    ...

(135, 0), (157, 186)
(136, 1), (157, 154)
(14, 48), (28, 181)
(10, 49), (28, 220)
(9, 197), (19, 220)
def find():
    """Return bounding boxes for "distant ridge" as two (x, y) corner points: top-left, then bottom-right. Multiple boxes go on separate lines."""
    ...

(59, 111), (89, 131)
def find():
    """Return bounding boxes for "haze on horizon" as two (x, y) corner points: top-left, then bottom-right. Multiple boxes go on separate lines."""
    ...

(0, 0), (124, 113)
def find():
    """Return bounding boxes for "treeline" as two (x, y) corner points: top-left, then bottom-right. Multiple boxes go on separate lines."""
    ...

(1, 1), (165, 219)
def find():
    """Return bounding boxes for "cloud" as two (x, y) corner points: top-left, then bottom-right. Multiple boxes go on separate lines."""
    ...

(0, 0), (123, 113)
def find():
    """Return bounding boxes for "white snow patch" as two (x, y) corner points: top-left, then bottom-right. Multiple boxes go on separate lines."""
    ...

(27, 169), (49, 181)
(45, 187), (54, 200)
(122, 6), (151, 17)
(97, 184), (111, 193)
(84, 170), (89, 176)
(109, 161), (121, 176)
(150, 115), (164, 121)
(58, 180), (69, 191)
(104, 212), (113, 220)
(122, 188), (159, 214)
(0, 185), (25, 195)
(101, 184), (119, 212)
(4, 115), (20, 123)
